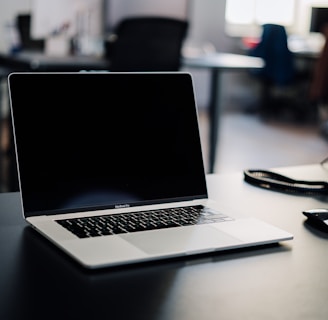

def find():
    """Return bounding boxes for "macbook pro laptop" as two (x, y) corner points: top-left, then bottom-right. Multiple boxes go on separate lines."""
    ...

(8, 72), (293, 269)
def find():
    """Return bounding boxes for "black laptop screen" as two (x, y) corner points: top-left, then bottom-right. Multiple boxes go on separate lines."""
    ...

(9, 72), (207, 216)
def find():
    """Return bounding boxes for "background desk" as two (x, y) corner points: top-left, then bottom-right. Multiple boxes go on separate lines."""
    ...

(183, 53), (264, 173)
(0, 51), (110, 72)
(1, 164), (327, 320)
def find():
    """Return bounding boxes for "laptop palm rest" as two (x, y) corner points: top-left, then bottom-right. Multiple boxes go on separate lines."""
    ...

(121, 225), (242, 255)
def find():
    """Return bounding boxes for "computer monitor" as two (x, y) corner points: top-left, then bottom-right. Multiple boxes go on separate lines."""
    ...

(310, 7), (328, 33)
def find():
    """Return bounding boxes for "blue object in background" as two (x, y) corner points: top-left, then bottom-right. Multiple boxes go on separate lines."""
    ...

(249, 24), (295, 86)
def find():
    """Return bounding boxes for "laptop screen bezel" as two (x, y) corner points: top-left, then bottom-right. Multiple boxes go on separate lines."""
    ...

(8, 72), (208, 217)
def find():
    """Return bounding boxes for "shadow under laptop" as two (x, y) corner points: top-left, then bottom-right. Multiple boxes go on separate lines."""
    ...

(3, 227), (291, 320)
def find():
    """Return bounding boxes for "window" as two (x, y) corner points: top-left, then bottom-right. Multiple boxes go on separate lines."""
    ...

(225, 0), (296, 36)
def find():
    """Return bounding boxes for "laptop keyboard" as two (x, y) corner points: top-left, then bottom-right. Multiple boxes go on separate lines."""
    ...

(56, 205), (233, 238)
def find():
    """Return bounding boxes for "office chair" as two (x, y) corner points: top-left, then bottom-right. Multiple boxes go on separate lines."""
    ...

(249, 24), (294, 86)
(106, 16), (188, 71)
(249, 24), (309, 120)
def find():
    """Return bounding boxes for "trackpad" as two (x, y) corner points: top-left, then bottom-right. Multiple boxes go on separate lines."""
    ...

(120, 225), (242, 255)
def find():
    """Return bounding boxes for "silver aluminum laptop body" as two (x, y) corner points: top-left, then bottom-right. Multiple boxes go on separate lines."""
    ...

(8, 72), (292, 269)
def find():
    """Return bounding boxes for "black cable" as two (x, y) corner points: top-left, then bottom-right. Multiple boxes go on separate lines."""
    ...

(244, 169), (328, 195)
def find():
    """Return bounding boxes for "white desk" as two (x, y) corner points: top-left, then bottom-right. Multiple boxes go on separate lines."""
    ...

(183, 53), (264, 173)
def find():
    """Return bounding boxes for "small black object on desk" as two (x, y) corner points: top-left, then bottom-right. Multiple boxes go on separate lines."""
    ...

(303, 208), (328, 232)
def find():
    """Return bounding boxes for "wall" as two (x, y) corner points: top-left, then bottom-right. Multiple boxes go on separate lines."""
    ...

(106, 0), (190, 31)
(186, 0), (248, 109)
(296, 0), (328, 34)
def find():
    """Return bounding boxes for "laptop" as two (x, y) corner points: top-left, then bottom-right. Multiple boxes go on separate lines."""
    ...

(8, 72), (293, 269)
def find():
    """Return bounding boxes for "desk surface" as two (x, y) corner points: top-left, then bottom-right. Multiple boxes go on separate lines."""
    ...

(1, 164), (328, 320)
(1, 51), (264, 72)
(183, 52), (264, 70)
(0, 51), (110, 72)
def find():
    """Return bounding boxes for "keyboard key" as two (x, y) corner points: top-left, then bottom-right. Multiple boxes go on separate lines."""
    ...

(56, 205), (233, 238)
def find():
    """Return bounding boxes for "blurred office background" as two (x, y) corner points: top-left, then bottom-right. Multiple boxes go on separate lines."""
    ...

(0, 0), (328, 192)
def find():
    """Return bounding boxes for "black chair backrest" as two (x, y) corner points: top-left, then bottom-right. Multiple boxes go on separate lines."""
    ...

(107, 16), (188, 71)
